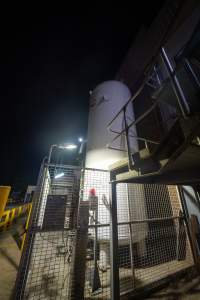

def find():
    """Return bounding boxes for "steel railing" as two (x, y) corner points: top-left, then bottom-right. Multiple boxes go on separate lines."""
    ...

(0, 203), (32, 232)
(107, 46), (200, 171)
(0, 203), (32, 250)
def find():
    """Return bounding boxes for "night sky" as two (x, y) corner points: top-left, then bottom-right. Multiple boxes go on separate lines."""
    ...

(0, 7), (163, 191)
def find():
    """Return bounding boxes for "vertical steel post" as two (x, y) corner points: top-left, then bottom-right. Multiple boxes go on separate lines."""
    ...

(110, 181), (120, 300)
(48, 144), (56, 164)
(184, 58), (200, 89)
(69, 202), (89, 300)
(123, 107), (134, 170)
(177, 186), (197, 264)
(126, 184), (135, 288)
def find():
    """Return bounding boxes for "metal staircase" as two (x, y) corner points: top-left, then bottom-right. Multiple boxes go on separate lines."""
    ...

(108, 25), (200, 185)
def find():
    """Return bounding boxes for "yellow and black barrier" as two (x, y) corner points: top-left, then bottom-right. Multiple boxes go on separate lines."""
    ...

(0, 202), (32, 251)
(0, 186), (11, 218)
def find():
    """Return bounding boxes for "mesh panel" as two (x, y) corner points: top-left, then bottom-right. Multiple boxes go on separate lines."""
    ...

(116, 183), (194, 297)
(24, 230), (76, 299)
(81, 170), (194, 300)
(14, 165), (194, 300)
(14, 163), (81, 300)
(82, 169), (111, 300)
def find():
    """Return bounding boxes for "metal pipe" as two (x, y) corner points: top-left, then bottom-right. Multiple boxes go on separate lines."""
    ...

(118, 215), (180, 225)
(154, 65), (162, 86)
(123, 107), (134, 170)
(110, 181), (120, 300)
(176, 213), (180, 260)
(48, 144), (56, 164)
(107, 81), (146, 130)
(192, 185), (200, 210)
(35, 163), (50, 227)
(126, 184), (135, 288)
(109, 129), (159, 145)
(88, 215), (181, 228)
(184, 58), (200, 88)
(91, 204), (101, 292)
(144, 140), (149, 152)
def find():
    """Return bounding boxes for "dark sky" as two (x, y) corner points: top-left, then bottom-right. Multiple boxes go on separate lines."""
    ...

(0, 7), (164, 191)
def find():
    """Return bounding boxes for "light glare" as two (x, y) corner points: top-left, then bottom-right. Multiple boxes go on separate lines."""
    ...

(64, 144), (77, 150)
(54, 172), (64, 179)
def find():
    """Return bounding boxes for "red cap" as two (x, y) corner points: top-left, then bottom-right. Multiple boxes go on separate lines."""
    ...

(89, 188), (96, 196)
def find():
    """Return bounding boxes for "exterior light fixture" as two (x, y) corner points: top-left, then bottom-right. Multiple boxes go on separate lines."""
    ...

(54, 172), (65, 179)
(78, 137), (83, 142)
(48, 143), (78, 164)
(63, 144), (77, 150)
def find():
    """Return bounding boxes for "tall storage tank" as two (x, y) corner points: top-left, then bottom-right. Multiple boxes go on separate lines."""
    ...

(84, 81), (147, 267)
(85, 80), (138, 170)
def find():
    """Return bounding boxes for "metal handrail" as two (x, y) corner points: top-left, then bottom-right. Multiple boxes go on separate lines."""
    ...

(109, 129), (160, 145)
(88, 215), (181, 228)
(107, 48), (196, 154)
(106, 55), (163, 154)
(106, 0), (193, 161)
(107, 78), (150, 130)
(106, 52), (169, 131)
(0, 203), (32, 233)
(107, 99), (160, 148)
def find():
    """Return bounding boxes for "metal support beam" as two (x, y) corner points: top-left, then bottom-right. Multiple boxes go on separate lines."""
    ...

(123, 107), (134, 170)
(126, 184), (135, 288)
(177, 186), (197, 265)
(110, 181), (120, 300)
(184, 58), (200, 89)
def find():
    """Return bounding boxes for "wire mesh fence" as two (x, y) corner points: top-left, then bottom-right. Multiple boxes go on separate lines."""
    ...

(115, 184), (194, 298)
(82, 169), (111, 300)
(14, 165), (194, 300)
(23, 230), (76, 299)
(82, 170), (194, 300)
(14, 162), (81, 300)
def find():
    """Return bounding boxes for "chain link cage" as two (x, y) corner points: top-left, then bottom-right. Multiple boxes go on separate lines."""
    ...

(14, 162), (81, 300)
(81, 169), (194, 300)
(116, 184), (194, 298)
(14, 165), (194, 300)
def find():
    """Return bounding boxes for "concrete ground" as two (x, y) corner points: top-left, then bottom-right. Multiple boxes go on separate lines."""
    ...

(146, 272), (200, 300)
(1, 229), (200, 300)
(0, 232), (21, 300)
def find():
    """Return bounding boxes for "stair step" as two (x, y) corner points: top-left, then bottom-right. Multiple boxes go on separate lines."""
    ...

(159, 159), (169, 167)
(130, 120), (184, 175)
(154, 119), (185, 161)
(139, 148), (151, 159)
(116, 170), (138, 182)
(108, 158), (128, 171)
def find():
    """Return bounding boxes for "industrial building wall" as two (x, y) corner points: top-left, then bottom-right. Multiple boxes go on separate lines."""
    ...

(116, 0), (199, 90)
